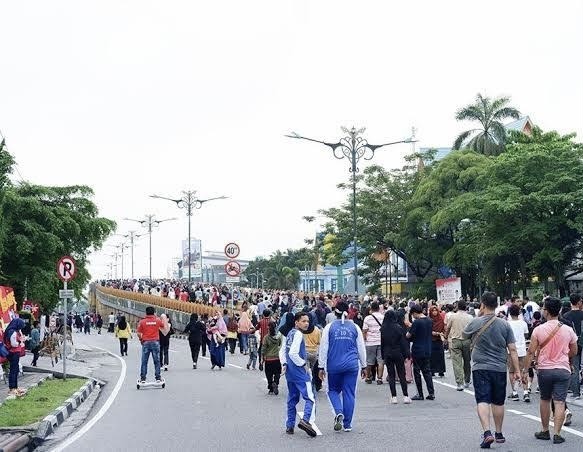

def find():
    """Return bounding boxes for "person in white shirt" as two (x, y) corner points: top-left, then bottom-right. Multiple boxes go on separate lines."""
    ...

(363, 302), (385, 384)
(507, 304), (530, 402)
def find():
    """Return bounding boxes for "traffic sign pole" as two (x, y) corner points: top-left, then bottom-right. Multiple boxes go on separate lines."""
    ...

(63, 280), (67, 380)
(57, 255), (77, 381)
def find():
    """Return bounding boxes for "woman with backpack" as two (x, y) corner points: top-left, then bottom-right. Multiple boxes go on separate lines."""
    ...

(261, 321), (282, 395)
(2, 318), (27, 397)
(184, 313), (207, 369)
(226, 314), (239, 354)
(115, 316), (132, 356)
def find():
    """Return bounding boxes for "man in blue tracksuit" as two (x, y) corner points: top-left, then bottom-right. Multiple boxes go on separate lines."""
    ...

(279, 311), (317, 437)
(319, 301), (367, 432)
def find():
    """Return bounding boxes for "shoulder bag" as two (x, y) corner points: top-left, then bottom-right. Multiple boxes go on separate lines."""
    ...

(470, 316), (497, 353)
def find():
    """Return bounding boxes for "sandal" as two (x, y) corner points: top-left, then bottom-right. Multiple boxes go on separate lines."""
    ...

(377, 379), (384, 385)
(16, 388), (27, 397)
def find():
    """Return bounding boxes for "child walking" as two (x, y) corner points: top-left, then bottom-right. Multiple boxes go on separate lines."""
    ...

(246, 326), (259, 370)
(261, 321), (282, 395)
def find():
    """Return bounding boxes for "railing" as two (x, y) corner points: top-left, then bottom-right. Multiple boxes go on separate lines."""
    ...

(95, 286), (239, 331)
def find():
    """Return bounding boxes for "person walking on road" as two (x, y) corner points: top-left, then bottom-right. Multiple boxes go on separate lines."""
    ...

(463, 291), (521, 449)
(525, 297), (578, 444)
(506, 304), (530, 402)
(380, 310), (411, 404)
(208, 312), (228, 370)
(280, 312), (317, 438)
(429, 305), (446, 377)
(96, 314), (103, 334)
(406, 304), (436, 401)
(445, 300), (473, 391)
(362, 301), (384, 385)
(159, 314), (174, 371)
(261, 321), (282, 395)
(184, 313), (207, 369)
(30, 320), (41, 367)
(137, 307), (169, 384)
(563, 294), (583, 400)
(108, 312), (115, 333)
(115, 316), (132, 356)
(318, 301), (367, 433)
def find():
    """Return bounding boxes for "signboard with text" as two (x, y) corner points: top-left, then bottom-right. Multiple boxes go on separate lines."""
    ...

(436, 277), (462, 304)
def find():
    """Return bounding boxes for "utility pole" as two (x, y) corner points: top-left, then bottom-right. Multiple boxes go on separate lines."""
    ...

(123, 231), (143, 279)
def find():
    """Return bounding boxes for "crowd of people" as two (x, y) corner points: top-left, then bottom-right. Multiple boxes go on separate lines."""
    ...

(104, 279), (582, 447)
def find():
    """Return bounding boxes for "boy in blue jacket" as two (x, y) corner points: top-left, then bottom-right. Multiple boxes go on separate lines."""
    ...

(318, 301), (367, 432)
(280, 312), (317, 437)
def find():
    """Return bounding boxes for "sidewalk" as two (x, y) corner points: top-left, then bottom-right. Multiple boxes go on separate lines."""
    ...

(0, 368), (54, 406)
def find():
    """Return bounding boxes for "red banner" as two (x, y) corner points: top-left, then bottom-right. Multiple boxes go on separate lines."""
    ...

(22, 300), (40, 320)
(0, 286), (17, 329)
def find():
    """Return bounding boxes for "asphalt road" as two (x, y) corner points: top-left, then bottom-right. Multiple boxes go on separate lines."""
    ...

(47, 331), (583, 452)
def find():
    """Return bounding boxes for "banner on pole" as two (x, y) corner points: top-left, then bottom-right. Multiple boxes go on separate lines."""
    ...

(181, 239), (202, 277)
(436, 277), (462, 304)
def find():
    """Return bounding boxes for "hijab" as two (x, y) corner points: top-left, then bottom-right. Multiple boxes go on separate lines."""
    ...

(279, 312), (295, 337)
(118, 316), (127, 330)
(4, 318), (26, 344)
(429, 306), (445, 332)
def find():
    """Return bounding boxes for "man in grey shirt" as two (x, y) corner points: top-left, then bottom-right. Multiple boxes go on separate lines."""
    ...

(463, 291), (520, 449)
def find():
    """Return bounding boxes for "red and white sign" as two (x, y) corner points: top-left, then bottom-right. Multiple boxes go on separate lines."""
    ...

(224, 260), (241, 277)
(436, 277), (462, 304)
(224, 242), (240, 259)
(57, 255), (77, 282)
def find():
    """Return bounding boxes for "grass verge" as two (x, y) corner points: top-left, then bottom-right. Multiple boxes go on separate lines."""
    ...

(0, 378), (87, 427)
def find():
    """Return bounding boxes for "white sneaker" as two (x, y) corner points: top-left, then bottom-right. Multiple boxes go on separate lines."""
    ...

(343, 427), (352, 432)
(391, 396), (398, 404)
(564, 409), (572, 426)
(403, 396), (412, 404)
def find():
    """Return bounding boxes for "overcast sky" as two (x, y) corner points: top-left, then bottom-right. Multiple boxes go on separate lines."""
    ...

(1, 1), (582, 279)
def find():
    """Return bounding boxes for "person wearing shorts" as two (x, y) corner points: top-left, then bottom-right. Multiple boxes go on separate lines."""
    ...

(525, 297), (578, 444)
(363, 302), (384, 384)
(463, 292), (520, 449)
(507, 304), (530, 402)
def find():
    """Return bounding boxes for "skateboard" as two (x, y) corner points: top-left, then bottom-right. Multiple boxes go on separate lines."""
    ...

(136, 378), (165, 390)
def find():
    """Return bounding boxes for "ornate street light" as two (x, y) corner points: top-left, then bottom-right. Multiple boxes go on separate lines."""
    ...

(123, 215), (176, 280)
(287, 127), (416, 294)
(150, 191), (228, 283)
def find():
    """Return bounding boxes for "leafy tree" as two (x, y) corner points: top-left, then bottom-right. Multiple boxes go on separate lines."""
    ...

(1, 183), (115, 310)
(453, 94), (520, 156)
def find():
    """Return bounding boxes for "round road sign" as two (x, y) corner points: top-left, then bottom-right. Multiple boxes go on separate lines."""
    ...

(224, 260), (241, 277)
(57, 255), (77, 282)
(224, 242), (240, 259)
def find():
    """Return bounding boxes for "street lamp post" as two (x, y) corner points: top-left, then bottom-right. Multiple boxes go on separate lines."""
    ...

(288, 127), (416, 294)
(124, 215), (176, 280)
(123, 231), (143, 279)
(150, 191), (227, 283)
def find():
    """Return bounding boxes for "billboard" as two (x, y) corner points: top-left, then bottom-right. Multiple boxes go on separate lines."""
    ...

(436, 277), (462, 304)
(0, 286), (17, 329)
(181, 239), (202, 277)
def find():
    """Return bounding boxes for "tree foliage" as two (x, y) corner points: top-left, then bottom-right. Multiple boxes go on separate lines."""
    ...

(453, 93), (520, 156)
(0, 144), (115, 310)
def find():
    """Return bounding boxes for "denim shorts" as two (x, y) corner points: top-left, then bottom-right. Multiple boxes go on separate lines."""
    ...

(472, 369), (507, 406)
(537, 368), (571, 401)
(366, 345), (383, 365)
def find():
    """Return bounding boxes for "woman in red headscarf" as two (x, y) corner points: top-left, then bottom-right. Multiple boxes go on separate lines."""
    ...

(429, 305), (446, 377)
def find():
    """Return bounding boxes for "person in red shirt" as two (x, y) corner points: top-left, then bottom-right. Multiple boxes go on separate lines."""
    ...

(137, 306), (170, 383)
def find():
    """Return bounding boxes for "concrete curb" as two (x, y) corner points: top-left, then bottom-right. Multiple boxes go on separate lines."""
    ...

(34, 379), (97, 442)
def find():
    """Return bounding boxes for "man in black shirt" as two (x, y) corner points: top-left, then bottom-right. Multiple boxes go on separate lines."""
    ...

(563, 294), (583, 399)
(406, 304), (435, 400)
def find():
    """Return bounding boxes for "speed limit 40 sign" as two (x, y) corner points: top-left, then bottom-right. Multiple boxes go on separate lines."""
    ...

(224, 242), (240, 259)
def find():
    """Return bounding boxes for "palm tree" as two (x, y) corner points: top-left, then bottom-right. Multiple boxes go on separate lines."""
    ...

(453, 94), (520, 156)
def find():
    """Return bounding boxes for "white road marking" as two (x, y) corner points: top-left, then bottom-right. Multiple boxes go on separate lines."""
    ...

(228, 363), (244, 369)
(298, 411), (323, 436)
(50, 347), (127, 452)
(432, 378), (583, 438)
(168, 349), (179, 353)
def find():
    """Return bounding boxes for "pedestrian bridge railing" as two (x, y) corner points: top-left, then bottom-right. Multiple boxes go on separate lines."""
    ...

(95, 286), (236, 331)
